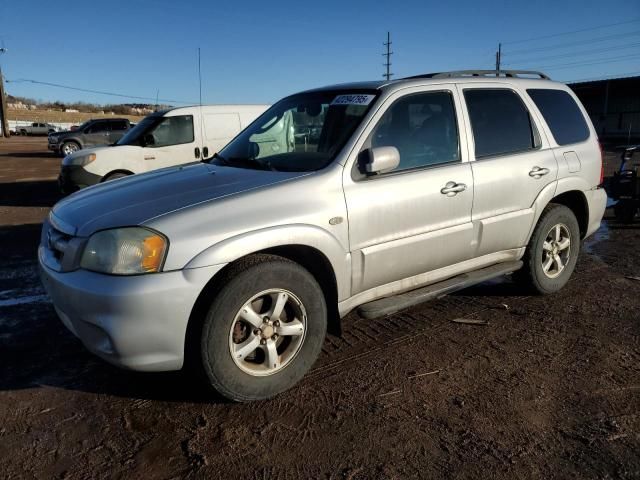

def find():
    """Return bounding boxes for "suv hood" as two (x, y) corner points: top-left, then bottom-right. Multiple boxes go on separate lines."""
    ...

(51, 163), (309, 237)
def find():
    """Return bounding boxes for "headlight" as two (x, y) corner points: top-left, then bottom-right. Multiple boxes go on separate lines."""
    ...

(64, 153), (96, 166)
(80, 227), (168, 275)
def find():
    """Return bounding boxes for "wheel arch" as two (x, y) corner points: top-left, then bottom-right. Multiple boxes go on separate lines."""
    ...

(183, 246), (342, 372)
(527, 179), (591, 243)
(101, 169), (134, 182)
(549, 190), (589, 238)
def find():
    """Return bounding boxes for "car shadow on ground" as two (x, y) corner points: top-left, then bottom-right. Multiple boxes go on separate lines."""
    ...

(0, 151), (58, 159)
(0, 300), (230, 405)
(0, 180), (63, 207)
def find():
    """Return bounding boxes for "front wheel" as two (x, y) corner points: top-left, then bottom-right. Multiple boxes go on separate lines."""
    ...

(199, 255), (327, 402)
(517, 204), (580, 294)
(61, 141), (80, 156)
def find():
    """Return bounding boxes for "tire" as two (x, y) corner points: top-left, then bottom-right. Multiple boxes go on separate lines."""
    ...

(517, 204), (580, 294)
(103, 172), (129, 182)
(199, 254), (327, 402)
(614, 201), (637, 224)
(60, 141), (80, 157)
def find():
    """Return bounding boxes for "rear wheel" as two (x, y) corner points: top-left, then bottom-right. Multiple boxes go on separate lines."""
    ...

(517, 204), (580, 294)
(198, 255), (327, 402)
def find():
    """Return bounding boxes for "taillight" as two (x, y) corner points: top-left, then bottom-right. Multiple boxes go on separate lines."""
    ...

(598, 141), (605, 186)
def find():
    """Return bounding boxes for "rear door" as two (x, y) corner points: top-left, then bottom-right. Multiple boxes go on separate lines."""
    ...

(83, 120), (112, 147)
(459, 84), (558, 257)
(202, 112), (242, 160)
(108, 120), (130, 144)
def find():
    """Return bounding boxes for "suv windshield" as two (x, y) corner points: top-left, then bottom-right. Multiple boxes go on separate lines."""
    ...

(214, 90), (379, 172)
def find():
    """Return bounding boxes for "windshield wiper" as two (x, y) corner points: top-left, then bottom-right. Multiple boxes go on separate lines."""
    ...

(211, 153), (277, 171)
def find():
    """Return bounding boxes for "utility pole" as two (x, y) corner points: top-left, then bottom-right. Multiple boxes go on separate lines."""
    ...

(0, 47), (8, 138)
(382, 31), (393, 81)
(495, 42), (502, 77)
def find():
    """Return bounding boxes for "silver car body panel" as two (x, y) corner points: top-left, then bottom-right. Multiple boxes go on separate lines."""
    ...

(39, 75), (607, 371)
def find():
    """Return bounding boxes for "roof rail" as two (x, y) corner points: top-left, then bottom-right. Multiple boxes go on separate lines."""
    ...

(404, 70), (551, 80)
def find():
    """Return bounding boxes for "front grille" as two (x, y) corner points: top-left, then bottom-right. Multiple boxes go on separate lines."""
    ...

(41, 216), (85, 272)
(47, 225), (72, 262)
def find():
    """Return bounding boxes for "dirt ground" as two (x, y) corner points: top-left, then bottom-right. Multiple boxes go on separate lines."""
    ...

(0, 137), (638, 480)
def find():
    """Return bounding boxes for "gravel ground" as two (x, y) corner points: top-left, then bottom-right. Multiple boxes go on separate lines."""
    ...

(0, 137), (638, 479)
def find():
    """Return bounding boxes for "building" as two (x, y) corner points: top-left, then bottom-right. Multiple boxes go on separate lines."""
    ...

(569, 75), (639, 145)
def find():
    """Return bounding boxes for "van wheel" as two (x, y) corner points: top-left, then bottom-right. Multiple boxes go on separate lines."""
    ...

(103, 172), (129, 182)
(199, 254), (327, 402)
(61, 141), (80, 156)
(517, 204), (580, 294)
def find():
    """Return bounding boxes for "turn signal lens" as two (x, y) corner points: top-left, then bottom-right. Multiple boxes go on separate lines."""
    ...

(141, 234), (167, 272)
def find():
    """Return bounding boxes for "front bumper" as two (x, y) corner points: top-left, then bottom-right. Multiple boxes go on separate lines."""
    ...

(58, 165), (102, 194)
(39, 248), (225, 371)
(48, 142), (60, 152)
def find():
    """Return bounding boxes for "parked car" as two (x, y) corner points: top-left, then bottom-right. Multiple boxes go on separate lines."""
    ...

(57, 105), (269, 193)
(39, 70), (606, 402)
(48, 118), (132, 157)
(16, 122), (58, 136)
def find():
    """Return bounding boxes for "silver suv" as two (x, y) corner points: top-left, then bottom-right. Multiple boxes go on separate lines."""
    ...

(39, 70), (607, 401)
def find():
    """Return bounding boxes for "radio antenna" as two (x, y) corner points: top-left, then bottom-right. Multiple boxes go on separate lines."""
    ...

(197, 47), (206, 159)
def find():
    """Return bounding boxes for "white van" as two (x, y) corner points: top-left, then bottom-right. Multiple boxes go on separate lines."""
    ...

(58, 104), (269, 193)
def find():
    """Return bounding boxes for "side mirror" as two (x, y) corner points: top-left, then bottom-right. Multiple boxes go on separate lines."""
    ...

(364, 146), (400, 174)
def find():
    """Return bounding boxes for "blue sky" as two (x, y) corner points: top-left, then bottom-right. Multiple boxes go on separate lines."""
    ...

(0, 0), (638, 106)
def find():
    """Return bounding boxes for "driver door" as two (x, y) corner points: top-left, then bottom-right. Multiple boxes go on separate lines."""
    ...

(343, 85), (475, 295)
(141, 114), (199, 171)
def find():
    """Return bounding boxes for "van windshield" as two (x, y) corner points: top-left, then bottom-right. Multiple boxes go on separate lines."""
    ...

(116, 114), (164, 146)
(213, 90), (379, 172)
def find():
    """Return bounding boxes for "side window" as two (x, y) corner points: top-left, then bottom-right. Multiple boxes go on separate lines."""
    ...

(86, 121), (109, 134)
(110, 120), (129, 131)
(464, 89), (536, 158)
(368, 91), (460, 172)
(527, 89), (590, 146)
(146, 115), (194, 148)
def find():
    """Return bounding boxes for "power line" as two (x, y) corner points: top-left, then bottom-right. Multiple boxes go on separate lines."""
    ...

(4, 78), (196, 104)
(503, 31), (640, 56)
(561, 71), (640, 83)
(502, 18), (640, 45)
(504, 42), (640, 65)
(527, 53), (640, 71)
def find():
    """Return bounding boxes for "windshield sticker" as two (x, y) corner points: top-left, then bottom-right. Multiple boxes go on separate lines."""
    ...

(331, 94), (375, 106)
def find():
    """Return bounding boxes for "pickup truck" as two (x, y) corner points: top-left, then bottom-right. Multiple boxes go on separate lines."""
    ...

(16, 122), (59, 136)
(48, 118), (132, 157)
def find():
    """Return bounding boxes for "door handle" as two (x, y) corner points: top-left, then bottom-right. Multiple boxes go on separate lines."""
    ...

(203, 147), (209, 158)
(440, 181), (467, 196)
(529, 166), (550, 179)
(194, 147), (201, 159)
(144, 155), (155, 160)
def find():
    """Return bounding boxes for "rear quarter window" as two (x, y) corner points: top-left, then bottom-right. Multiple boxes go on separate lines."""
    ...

(527, 89), (590, 146)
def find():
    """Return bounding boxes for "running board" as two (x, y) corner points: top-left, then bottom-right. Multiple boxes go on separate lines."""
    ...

(356, 261), (523, 319)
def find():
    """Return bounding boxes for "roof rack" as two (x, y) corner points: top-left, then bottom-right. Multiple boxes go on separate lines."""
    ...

(404, 70), (551, 80)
